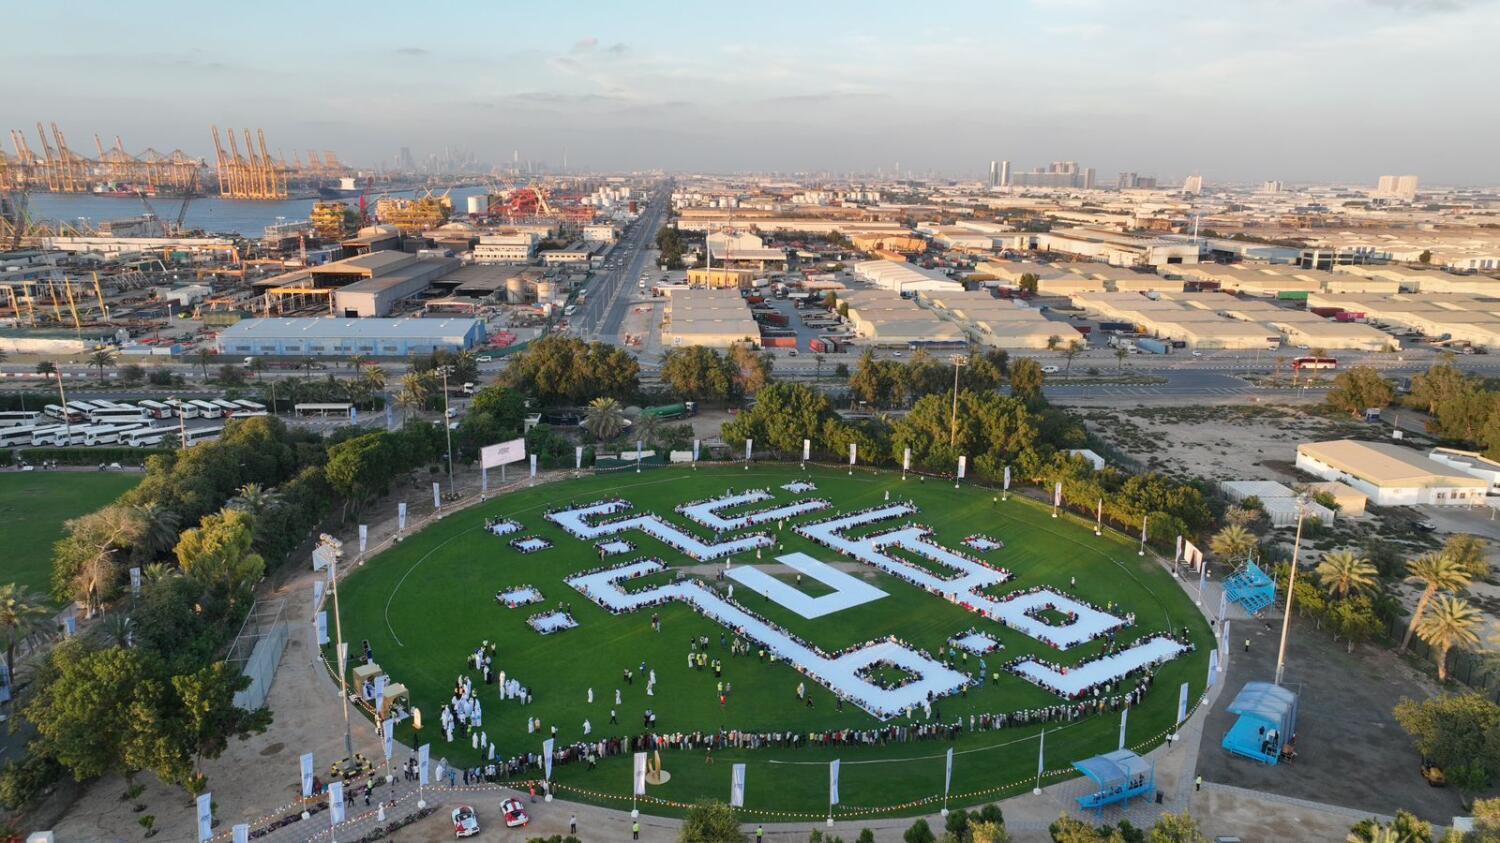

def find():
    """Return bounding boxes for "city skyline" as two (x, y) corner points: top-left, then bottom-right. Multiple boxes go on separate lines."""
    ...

(4, 0), (1499, 184)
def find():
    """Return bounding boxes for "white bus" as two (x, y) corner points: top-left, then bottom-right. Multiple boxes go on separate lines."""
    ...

(0, 425), (51, 447)
(124, 426), (179, 447)
(231, 399), (268, 417)
(66, 401), (98, 418)
(84, 424), (147, 446)
(183, 426), (224, 447)
(34, 426), (93, 446)
(294, 403), (354, 417)
(0, 411), (41, 428)
(190, 399), (226, 418)
(211, 399), (241, 416)
(165, 399), (200, 420)
(89, 406), (150, 425)
(137, 400), (174, 420)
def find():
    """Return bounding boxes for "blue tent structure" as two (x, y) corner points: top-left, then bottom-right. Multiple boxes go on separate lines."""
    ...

(1072, 749), (1155, 814)
(1222, 681), (1298, 765)
(1223, 560), (1276, 615)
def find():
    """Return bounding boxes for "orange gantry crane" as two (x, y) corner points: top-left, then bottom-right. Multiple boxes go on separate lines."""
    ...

(210, 125), (288, 199)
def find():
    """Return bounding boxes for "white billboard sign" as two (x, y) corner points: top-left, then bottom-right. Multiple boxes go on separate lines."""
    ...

(481, 438), (527, 468)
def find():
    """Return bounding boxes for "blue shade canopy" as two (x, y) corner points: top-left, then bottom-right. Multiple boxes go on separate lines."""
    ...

(1073, 749), (1151, 789)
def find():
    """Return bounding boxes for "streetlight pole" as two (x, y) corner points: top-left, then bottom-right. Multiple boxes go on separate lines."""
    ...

(948, 355), (966, 448)
(439, 366), (455, 489)
(1274, 496), (1308, 687)
(329, 550), (355, 758)
(54, 370), (73, 444)
(172, 398), (187, 448)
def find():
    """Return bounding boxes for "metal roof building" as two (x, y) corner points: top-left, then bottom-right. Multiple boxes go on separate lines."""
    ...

(216, 317), (486, 358)
(1296, 439), (1487, 507)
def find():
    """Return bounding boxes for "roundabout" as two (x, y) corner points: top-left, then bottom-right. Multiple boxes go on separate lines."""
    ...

(332, 464), (1213, 820)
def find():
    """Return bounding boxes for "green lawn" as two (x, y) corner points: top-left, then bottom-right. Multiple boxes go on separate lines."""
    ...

(0, 470), (141, 603)
(335, 465), (1212, 818)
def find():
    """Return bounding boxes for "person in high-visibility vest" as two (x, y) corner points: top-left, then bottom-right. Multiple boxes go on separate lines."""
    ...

(633, 820), (641, 839)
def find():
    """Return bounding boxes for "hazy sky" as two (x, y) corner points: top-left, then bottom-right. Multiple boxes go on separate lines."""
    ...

(5, 0), (1498, 184)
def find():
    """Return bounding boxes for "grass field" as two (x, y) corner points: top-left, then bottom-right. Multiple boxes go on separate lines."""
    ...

(0, 470), (140, 602)
(335, 465), (1212, 818)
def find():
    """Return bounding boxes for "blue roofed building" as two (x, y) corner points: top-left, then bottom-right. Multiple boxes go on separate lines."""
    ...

(215, 317), (486, 358)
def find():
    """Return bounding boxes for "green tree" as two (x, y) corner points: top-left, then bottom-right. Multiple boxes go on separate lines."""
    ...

(1115, 347), (1129, 370)
(970, 821), (1014, 843)
(193, 347), (215, 381)
(325, 432), (396, 517)
(583, 397), (627, 442)
(1009, 358), (1044, 401)
(172, 509), (265, 604)
(1441, 533), (1489, 581)
(166, 661), (272, 781)
(660, 346), (733, 403)
(1315, 549), (1378, 600)
(1147, 813), (1209, 843)
(120, 363), (145, 384)
(1049, 814), (1126, 842)
(1209, 524), (1257, 564)
(1062, 340), (1083, 376)
(722, 382), (839, 458)
(677, 801), (741, 843)
(1400, 552), (1472, 653)
(1018, 273), (1039, 295)
(891, 390), (1040, 480)
(24, 641), (152, 781)
(1394, 693), (1500, 803)
(217, 364), (246, 386)
(1329, 596), (1381, 653)
(87, 347), (117, 379)
(1415, 595), (1482, 681)
(729, 341), (774, 398)
(502, 335), (640, 406)
(1326, 366), (1395, 417)
(0, 583), (49, 689)
(35, 360), (56, 376)
(1348, 809), (1433, 843)
(1046, 334), (1062, 351)
(903, 818), (936, 843)
(53, 505), (145, 612)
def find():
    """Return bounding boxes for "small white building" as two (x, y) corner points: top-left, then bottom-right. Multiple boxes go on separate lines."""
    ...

(1427, 448), (1500, 494)
(473, 233), (537, 265)
(1296, 440), (1488, 507)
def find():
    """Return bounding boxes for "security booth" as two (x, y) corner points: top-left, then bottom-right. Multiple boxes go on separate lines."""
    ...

(1222, 681), (1298, 765)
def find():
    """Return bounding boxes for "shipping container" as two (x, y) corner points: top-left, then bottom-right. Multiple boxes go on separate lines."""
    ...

(755, 312), (789, 327)
(1098, 321), (1134, 332)
(1333, 311), (1365, 322)
(1309, 306), (1343, 318)
(760, 335), (797, 348)
(1277, 290), (1310, 301)
(745, 295), (766, 304)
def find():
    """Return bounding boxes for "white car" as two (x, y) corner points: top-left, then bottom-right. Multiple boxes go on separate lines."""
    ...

(476, 355), (494, 363)
(501, 797), (530, 828)
(1191, 350), (1203, 357)
(1041, 365), (1060, 374)
(452, 805), (480, 838)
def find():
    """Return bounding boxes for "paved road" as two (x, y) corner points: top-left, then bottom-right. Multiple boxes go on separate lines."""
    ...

(576, 183), (670, 341)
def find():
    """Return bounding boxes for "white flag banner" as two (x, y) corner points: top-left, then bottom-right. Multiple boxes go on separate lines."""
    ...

(957, 456), (967, 480)
(1003, 465), (1011, 491)
(482, 464), (489, 495)
(337, 641), (348, 677)
(196, 792), (213, 842)
(1053, 481), (1062, 507)
(730, 762), (746, 807)
(1096, 499), (1103, 525)
(1174, 534), (1184, 563)
(903, 447), (911, 471)
(314, 611), (329, 646)
(418, 743), (431, 785)
(1140, 515), (1149, 544)
(300, 752), (316, 797)
(1198, 556), (1208, 595)
(358, 524), (368, 554)
(383, 718), (395, 761)
(312, 579), (325, 613)
(803, 439), (811, 461)
(1220, 620), (1231, 663)
(575, 445), (584, 469)
(1217, 591), (1228, 625)
(1177, 681), (1190, 725)
(328, 781), (345, 825)
(543, 738), (555, 781)
(1208, 649), (1219, 688)
(829, 759), (841, 806)
(530, 453), (537, 478)
(745, 438), (753, 461)
(636, 440), (644, 459)
(848, 443), (857, 467)
(1119, 707), (1129, 750)
(944, 747), (954, 797)
(232, 823), (250, 843)
(432, 481), (441, 509)
(129, 566), (142, 596)
(374, 674), (387, 709)
(1037, 729), (1046, 779)
(398, 502), (408, 531)
(633, 751), (648, 796)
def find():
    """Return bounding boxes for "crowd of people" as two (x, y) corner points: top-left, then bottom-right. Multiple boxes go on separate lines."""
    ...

(485, 517), (521, 537)
(1003, 632), (1193, 701)
(510, 536), (553, 553)
(495, 586), (543, 608)
(675, 487), (831, 532)
(526, 609), (578, 635)
(547, 498), (773, 562)
(595, 539), (636, 558)
(963, 535), (1004, 552)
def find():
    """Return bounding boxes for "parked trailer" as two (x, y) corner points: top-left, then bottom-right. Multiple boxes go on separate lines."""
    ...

(1136, 337), (1171, 354)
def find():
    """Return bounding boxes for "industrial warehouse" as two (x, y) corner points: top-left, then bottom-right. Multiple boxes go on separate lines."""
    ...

(215, 316), (485, 357)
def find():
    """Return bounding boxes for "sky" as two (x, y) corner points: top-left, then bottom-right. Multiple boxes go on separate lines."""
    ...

(4, 0), (1498, 185)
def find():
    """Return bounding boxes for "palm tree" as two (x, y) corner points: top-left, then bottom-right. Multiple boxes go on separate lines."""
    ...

(1315, 550), (1378, 601)
(1415, 594), (1481, 681)
(1209, 524), (1257, 563)
(360, 364), (388, 393)
(228, 483), (278, 518)
(0, 583), (50, 686)
(88, 347), (117, 379)
(104, 614), (135, 649)
(1115, 347), (1128, 370)
(193, 347), (216, 381)
(35, 360), (56, 376)
(348, 354), (368, 373)
(1400, 552), (1472, 653)
(583, 397), (626, 441)
(1062, 340), (1082, 377)
(247, 357), (267, 380)
(1046, 334), (1061, 351)
(141, 562), (177, 586)
(397, 372), (429, 421)
(632, 412), (662, 451)
(132, 503), (181, 559)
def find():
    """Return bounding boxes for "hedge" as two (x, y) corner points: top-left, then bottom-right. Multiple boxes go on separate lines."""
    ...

(13, 447), (172, 466)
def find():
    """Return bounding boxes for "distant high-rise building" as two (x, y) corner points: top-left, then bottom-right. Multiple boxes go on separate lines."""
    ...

(1117, 172), (1158, 190)
(1261, 180), (1284, 194)
(999, 160), (1011, 187)
(397, 146), (416, 173)
(1183, 175), (1203, 195)
(1375, 174), (1419, 201)
(1083, 168), (1096, 190)
(1007, 160), (1088, 189)
(987, 160), (998, 188)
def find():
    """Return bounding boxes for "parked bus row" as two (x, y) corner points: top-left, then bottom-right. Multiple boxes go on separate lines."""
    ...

(33, 398), (266, 425)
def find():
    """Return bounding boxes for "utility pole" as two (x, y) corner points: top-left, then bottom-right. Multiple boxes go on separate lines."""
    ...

(948, 355), (966, 448)
(54, 369), (72, 443)
(1274, 496), (1308, 687)
(439, 366), (456, 488)
(329, 550), (354, 757)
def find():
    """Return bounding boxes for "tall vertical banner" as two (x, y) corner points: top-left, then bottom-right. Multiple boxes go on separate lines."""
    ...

(957, 456), (967, 480)
(1036, 729), (1046, 780)
(63, 613), (77, 637)
(745, 439), (753, 461)
(1118, 707), (1129, 751)
(337, 642), (348, 677)
(632, 751), (648, 796)
(432, 481), (441, 509)
(803, 439), (811, 462)
(730, 763), (746, 807)
(196, 792), (213, 842)
(903, 447), (911, 471)
(383, 718), (395, 761)
(418, 743), (431, 785)
(374, 674), (387, 710)
(386, 403), (394, 430)
(398, 502), (408, 532)
(129, 566), (142, 596)
(300, 752), (316, 797)
(1140, 515), (1149, 545)
(314, 611), (329, 646)
(358, 524), (368, 555)
(530, 453), (537, 478)
(829, 759), (841, 806)
(543, 738), (555, 782)
(313, 579), (325, 613)
(692, 439), (701, 462)
(1217, 591), (1228, 626)
(328, 781), (345, 825)
(848, 443), (857, 467)
(1003, 465), (1011, 491)
(1176, 681), (1190, 725)
(1175, 534), (1184, 565)
(1208, 649), (1219, 687)
(481, 464), (488, 495)
(1053, 481), (1062, 507)
(944, 747), (954, 800)
(232, 824), (250, 843)
(575, 445), (584, 470)
(1220, 620), (1230, 665)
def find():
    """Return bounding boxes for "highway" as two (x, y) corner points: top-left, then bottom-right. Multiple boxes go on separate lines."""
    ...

(575, 183), (670, 341)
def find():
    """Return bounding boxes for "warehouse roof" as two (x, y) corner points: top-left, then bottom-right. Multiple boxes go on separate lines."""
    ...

(218, 317), (483, 341)
(1298, 440), (1486, 488)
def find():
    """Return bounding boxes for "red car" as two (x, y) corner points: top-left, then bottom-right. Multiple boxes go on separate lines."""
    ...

(501, 797), (530, 828)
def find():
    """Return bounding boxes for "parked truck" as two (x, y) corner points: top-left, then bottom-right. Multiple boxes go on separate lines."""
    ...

(640, 402), (697, 420)
(1136, 337), (1170, 354)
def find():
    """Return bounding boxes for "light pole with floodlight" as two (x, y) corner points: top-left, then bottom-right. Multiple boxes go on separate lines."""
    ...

(1274, 495), (1309, 687)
